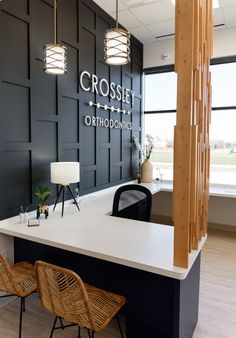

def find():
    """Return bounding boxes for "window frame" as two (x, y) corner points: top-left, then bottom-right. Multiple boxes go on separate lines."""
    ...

(144, 56), (236, 184)
(144, 65), (176, 181)
(144, 56), (236, 115)
(144, 64), (176, 115)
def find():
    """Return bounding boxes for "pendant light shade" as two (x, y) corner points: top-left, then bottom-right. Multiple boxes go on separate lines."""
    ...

(44, 44), (67, 74)
(104, 0), (130, 65)
(44, 0), (67, 75)
(104, 28), (130, 65)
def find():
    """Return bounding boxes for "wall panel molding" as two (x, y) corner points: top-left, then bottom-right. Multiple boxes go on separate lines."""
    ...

(0, 0), (143, 219)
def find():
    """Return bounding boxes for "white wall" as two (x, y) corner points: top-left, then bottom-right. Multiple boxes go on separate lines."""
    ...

(144, 38), (175, 68)
(208, 197), (236, 227)
(151, 191), (236, 229)
(144, 27), (236, 68)
(151, 191), (172, 218)
(213, 27), (236, 58)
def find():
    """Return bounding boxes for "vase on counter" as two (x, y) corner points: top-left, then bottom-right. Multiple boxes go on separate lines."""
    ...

(141, 159), (153, 183)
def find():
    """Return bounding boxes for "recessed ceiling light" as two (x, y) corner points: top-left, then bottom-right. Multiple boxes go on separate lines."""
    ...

(171, 0), (219, 9)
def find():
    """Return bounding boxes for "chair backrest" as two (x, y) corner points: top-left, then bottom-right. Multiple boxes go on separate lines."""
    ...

(112, 184), (152, 222)
(36, 260), (96, 330)
(0, 253), (17, 295)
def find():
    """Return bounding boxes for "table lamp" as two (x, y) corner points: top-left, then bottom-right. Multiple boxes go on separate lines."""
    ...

(51, 162), (80, 217)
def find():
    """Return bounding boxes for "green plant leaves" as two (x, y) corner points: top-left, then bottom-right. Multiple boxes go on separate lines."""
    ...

(34, 186), (52, 204)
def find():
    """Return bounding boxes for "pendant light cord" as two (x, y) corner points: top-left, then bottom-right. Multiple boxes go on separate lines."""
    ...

(116, 0), (118, 29)
(54, 0), (57, 44)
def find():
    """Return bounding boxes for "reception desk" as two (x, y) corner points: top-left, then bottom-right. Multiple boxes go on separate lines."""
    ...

(0, 181), (206, 338)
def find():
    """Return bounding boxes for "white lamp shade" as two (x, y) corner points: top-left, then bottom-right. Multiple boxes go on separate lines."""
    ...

(104, 28), (130, 65)
(51, 162), (80, 185)
(44, 44), (67, 75)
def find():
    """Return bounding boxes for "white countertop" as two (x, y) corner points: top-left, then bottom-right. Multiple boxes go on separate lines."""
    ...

(145, 180), (236, 198)
(208, 184), (236, 198)
(0, 181), (207, 280)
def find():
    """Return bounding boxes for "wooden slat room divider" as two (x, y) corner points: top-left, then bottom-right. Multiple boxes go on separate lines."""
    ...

(173, 0), (213, 267)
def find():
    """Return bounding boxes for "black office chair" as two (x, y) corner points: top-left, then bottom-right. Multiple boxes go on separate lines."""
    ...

(112, 184), (152, 222)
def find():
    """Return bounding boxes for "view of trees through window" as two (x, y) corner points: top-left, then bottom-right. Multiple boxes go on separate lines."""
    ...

(209, 63), (236, 185)
(144, 113), (175, 180)
(144, 61), (236, 185)
(210, 109), (236, 184)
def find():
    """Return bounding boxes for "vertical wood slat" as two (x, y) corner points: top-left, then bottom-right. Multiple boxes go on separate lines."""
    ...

(173, 0), (213, 268)
(193, 0), (200, 71)
(190, 124), (199, 250)
(174, 0), (179, 73)
(173, 0), (195, 268)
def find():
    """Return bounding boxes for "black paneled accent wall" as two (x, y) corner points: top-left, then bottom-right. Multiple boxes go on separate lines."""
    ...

(0, 0), (143, 219)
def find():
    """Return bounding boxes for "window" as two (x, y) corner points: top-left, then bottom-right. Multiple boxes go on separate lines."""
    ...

(144, 69), (177, 181)
(210, 61), (236, 185)
(210, 110), (236, 185)
(211, 62), (236, 107)
(145, 72), (177, 111)
(145, 112), (176, 180)
(144, 60), (236, 186)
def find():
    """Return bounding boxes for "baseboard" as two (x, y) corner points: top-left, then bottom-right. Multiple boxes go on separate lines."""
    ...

(150, 214), (173, 226)
(208, 222), (236, 232)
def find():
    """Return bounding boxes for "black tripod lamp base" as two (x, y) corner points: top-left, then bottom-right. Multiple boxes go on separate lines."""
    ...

(53, 184), (80, 217)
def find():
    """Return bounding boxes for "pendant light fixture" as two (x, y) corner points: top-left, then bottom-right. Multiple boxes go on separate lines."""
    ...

(104, 0), (130, 65)
(44, 0), (67, 75)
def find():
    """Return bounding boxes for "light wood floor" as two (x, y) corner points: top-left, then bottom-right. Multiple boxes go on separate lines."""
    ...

(193, 229), (236, 338)
(0, 229), (235, 338)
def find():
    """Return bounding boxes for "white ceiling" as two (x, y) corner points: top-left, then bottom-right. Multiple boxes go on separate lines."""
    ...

(93, 0), (236, 43)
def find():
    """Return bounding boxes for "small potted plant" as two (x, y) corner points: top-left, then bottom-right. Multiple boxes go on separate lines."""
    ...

(34, 186), (51, 219)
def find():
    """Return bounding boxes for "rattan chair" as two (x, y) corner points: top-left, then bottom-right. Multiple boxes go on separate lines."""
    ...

(0, 253), (37, 338)
(36, 260), (126, 338)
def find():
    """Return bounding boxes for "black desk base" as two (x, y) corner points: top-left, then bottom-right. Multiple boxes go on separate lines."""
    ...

(14, 238), (200, 338)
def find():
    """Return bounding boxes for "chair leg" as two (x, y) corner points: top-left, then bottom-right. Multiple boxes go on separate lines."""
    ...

(22, 298), (26, 312)
(87, 329), (95, 338)
(50, 316), (58, 338)
(59, 317), (64, 329)
(116, 316), (124, 338)
(78, 326), (81, 338)
(19, 297), (25, 338)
